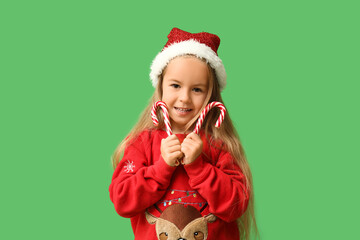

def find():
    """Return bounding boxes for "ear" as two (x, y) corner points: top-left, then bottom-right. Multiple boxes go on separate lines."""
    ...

(204, 213), (216, 223)
(145, 211), (158, 224)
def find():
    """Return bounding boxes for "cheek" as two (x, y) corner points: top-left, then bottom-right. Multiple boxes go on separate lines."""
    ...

(161, 90), (170, 102)
(161, 95), (173, 106)
(161, 87), (174, 101)
(194, 95), (207, 108)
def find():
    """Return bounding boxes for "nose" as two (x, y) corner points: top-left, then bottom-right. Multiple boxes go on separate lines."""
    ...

(178, 239), (186, 240)
(179, 89), (191, 103)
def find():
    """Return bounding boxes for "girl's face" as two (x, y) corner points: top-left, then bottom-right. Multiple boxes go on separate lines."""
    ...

(162, 56), (209, 133)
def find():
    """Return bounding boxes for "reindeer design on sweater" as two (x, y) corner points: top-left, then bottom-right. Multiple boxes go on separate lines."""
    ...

(146, 204), (216, 240)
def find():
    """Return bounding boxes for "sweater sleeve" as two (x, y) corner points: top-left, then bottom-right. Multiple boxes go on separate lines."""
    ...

(183, 148), (249, 222)
(109, 132), (176, 218)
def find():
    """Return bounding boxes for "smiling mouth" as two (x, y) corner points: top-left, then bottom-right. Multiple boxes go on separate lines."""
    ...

(174, 107), (192, 112)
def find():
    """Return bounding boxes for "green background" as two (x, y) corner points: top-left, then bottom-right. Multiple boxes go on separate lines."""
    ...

(1, 0), (359, 239)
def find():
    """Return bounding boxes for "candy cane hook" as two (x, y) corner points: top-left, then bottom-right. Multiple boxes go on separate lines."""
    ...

(151, 101), (172, 136)
(193, 101), (226, 134)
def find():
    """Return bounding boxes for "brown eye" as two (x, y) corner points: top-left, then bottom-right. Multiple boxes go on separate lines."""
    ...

(159, 232), (168, 240)
(194, 231), (204, 240)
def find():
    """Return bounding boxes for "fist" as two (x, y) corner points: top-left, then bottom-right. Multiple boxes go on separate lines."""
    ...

(161, 135), (183, 167)
(181, 132), (203, 165)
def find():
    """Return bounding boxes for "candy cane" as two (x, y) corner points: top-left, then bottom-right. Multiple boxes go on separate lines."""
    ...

(151, 101), (173, 136)
(151, 101), (226, 166)
(193, 101), (226, 134)
(151, 101), (226, 135)
(151, 101), (180, 165)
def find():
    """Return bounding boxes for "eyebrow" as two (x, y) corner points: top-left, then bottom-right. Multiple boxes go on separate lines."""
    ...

(167, 79), (208, 88)
(193, 83), (208, 87)
(167, 79), (181, 83)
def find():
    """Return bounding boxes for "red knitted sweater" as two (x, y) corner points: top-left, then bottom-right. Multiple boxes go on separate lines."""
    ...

(109, 129), (249, 240)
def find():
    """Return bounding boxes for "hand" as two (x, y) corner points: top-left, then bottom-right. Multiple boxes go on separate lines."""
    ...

(181, 132), (203, 165)
(161, 135), (183, 167)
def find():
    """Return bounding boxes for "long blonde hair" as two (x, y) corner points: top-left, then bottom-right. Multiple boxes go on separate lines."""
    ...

(112, 55), (258, 239)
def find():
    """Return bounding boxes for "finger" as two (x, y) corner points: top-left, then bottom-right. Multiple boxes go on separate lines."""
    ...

(166, 134), (179, 141)
(182, 138), (198, 148)
(182, 137), (194, 145)
(165, 141), (181, 150)
(177, 152), (184, 160)
(180, 144), (190, 154)
(167, 144), (182, 153)
(170, 151), (184, 160)
(162, 139), (181, 148)
(185, 132), (198, 139)
(182, 135), (195, 143)
(189, 134), (202, 143)
(181, 155), (190, 165)
(184, 133), (200, 143)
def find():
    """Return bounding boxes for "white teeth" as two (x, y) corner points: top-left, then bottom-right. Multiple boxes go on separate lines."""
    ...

(175, 107), (191, 112)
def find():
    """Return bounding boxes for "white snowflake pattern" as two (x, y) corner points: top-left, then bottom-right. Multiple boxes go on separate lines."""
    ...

(123, 160), (135, 173)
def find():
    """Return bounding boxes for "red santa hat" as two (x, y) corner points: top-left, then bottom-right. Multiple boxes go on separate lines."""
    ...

(150, 28), (227, 91)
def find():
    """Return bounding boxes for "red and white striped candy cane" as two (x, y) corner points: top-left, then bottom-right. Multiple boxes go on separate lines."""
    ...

(152, 101), (180, 165)
(151, 101), (173, 136)
(151, 101), (226, 135)
(193, 101), (226, 134)
(151, 101), (226, 165)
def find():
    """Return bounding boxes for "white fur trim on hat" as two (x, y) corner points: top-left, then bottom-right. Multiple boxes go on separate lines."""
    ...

(150, 39), (227, 91)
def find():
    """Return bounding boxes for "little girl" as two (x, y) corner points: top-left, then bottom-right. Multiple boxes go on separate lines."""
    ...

(109, 28), (257, 240)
